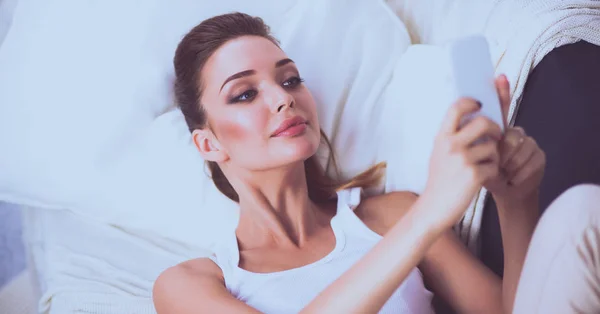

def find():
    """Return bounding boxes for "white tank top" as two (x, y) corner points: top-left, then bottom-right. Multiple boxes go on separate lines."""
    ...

(209, 188), (434, 314)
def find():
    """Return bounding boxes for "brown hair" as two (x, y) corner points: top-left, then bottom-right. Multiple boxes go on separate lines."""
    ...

(174, 12), (385, 203)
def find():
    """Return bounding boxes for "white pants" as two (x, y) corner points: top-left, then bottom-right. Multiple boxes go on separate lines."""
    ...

(513, 184), (600, 313)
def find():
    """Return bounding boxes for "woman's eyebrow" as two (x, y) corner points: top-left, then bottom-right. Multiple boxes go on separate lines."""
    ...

(219, 59), (295, 93)
(275, 58), (294, 68)
(220, 69), (256, 92)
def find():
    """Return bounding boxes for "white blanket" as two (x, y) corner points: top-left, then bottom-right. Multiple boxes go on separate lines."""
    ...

(387, 0), (600, 251)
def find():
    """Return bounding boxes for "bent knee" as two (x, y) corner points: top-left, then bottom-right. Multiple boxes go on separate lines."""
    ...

(542, 184), (600, 228)
(560, 184), (600, 202)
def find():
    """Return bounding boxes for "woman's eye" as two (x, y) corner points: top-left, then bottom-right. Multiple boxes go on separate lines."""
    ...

(230, 90), (257, 103)
(282, 76), (305, 89)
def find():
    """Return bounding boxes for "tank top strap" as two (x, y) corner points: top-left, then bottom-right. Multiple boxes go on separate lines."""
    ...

(208, 231), (242, 289)
(335, 187), (363, 211)
(335, 187), (382, 242)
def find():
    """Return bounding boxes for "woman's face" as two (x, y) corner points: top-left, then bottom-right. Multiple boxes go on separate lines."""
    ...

(195, 36), (320, 171)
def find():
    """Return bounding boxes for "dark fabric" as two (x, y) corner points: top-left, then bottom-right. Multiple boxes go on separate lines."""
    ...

(481, 40), (600, 277)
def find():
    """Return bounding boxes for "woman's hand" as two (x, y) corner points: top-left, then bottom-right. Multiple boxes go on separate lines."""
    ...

(484, 127), (546, 203)
(421, 97), (503, 230)
(484, 75), (546, 206)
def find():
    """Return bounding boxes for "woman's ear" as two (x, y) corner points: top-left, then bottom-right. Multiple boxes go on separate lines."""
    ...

(192, 129), (229, 163)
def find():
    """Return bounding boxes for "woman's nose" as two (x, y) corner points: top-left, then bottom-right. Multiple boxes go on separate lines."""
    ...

(265, 84), (294, 113)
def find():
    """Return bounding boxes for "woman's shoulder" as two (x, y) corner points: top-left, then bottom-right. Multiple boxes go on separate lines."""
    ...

(158, 257), (223, 280)
(153, 258), (260, 313)
(354, 191), (419, 236)
(153, 258), (224, 306)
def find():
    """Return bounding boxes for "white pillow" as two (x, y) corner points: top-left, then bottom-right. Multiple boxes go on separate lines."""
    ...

(0, 0), (411, 246)
(378, 44), (456, 194)
(0, 0), (291, 210)
(385, 0), (497, 45)
(22, 207), (197, 313)
(0, 0), (18, 46)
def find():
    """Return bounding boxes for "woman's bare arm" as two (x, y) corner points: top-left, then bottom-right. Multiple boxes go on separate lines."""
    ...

(360, 192), (504, 314)
(300, 195), (444, 313)
(420, 230), (504, 314)
(419, 197), (539, 314)
(362, 191), (537, 314)
(153, 259), (261, 314)
(494, 196), (539, 311)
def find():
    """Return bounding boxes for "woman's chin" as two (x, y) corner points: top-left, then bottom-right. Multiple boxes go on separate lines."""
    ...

(275, 137), (320, 162)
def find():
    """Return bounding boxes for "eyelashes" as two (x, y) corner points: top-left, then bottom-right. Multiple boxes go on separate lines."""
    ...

(282, 76), (305, 88)
(228, 76), (305, 104)
(229, 89), (258, 103)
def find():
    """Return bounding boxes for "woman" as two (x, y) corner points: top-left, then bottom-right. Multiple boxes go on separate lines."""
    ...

(153, 13), (600, 313)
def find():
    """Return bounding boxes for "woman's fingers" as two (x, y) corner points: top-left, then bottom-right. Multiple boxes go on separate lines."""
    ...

(496, 74), (511, 127)
(440, 98), (482, 135)
(499, 127), (526, 165)
(467, 140), (500, 164)
(504, 136), (536, 175)
(476, 162), (501, 185)
(508, 150), (546, 185)
(497, 126), (545, 184)
(454, 116), (503, 147)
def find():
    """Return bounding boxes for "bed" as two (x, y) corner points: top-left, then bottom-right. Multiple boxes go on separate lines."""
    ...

(1, 0), (599, 313)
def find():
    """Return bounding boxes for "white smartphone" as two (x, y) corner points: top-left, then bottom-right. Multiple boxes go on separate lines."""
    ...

(448, 35), (504, 131)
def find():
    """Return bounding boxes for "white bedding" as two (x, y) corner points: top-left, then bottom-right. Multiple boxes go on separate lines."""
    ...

(20, 207), (190, 314)
(2, 0), (600, 313)
(0, 0), (18, 46)
(0, 1), (28, 310)
(1, 0), (414, 313)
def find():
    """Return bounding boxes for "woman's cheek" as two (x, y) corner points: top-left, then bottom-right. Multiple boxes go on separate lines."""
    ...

(217, 111), (267, 144)
(296, 92), (319, 127)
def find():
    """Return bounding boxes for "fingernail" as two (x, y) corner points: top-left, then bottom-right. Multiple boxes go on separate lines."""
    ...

(476, 101), (482, 108)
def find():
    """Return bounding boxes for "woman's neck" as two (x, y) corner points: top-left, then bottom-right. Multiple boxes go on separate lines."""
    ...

(232, 163), (329, 250)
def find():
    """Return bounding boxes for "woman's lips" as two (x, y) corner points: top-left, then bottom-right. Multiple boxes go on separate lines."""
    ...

(273, 123), (307, 137)
(271, 116), (308, 137)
